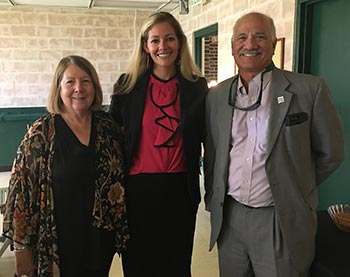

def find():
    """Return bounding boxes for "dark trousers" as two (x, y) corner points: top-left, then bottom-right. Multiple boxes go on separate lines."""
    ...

(122, 173), (198, 277)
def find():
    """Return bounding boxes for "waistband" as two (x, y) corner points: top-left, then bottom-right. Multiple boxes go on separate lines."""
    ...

(225, 195), (274, 209)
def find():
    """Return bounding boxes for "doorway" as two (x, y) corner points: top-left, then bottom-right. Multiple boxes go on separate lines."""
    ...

(194, 23), (218, 87)
(295, 0), (350, 209)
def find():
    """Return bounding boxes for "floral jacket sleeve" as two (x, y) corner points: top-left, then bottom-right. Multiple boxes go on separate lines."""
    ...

(92, 110), (129, 251)
(2, 113), (58, 276)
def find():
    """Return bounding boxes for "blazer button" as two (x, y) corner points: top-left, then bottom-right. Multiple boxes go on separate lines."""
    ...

(220, 202), (223, 207)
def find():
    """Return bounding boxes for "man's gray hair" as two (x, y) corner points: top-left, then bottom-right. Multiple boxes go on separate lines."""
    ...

(231, 12), (277, 42)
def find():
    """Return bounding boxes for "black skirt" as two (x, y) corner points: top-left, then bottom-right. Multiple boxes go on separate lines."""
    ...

(122, 172), (198, 277)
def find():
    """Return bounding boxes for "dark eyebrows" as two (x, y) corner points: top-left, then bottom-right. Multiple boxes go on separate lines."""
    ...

(149, 33), (176, 39)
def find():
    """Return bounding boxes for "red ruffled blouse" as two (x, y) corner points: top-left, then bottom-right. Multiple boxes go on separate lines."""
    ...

(129, 74), (187, 175)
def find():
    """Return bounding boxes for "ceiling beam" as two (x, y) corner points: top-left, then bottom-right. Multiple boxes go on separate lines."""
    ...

(156, 0), (173, 11)
(7, 0), (16, 6)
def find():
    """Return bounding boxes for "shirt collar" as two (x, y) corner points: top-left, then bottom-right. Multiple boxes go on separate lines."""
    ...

(237, 69), (273, 95)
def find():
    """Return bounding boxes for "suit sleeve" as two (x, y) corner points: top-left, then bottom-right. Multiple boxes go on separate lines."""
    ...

(109, 94), (122, 126)
(109, 75), (127, 128)
(204, 89), (215, 211)
(311, 78), (345, 184)
(199, 78), (209, 145)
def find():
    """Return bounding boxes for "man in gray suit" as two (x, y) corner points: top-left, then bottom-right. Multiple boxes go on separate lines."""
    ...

(204, 12), (345, 277)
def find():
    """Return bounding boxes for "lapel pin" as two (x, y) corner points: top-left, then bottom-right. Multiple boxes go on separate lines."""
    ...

(277, 96), (285, 104)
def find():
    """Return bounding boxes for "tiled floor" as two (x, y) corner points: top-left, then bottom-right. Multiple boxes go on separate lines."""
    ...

(0, 172), (219, 277)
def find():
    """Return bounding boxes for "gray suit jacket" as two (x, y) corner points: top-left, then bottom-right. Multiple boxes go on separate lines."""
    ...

(204, 67), (345, 272)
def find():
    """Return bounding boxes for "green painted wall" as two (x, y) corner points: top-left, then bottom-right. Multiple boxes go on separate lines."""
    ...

(0, 107), (47, 171)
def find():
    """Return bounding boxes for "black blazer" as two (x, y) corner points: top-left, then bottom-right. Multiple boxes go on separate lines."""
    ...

(109, 72), (208, 205)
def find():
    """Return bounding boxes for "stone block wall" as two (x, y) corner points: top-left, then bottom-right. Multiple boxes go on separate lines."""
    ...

(176, 0), (296, 82)
(0, 7), (152, 107)
(0, 0), (298, 107)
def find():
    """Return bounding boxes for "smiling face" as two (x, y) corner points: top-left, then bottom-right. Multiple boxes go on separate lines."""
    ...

(60, 64), (95, 116)
(143, 21), (179, 78)
(232, 13), (276, 80)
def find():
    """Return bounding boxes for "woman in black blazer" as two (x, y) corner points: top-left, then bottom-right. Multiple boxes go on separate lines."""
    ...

(109, 12), (208, 277)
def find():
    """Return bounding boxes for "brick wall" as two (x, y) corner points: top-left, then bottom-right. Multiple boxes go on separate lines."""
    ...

(204, 35), (218, 83)
(0, 7), (152, 107)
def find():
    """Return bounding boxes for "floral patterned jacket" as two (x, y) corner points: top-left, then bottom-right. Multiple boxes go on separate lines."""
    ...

(2, 111), (129, 276)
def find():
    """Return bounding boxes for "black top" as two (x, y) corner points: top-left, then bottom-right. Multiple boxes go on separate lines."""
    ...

(52, 115), (114, 276)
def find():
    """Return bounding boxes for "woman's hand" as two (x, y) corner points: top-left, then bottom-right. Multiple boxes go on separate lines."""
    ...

(15, 247), (35, 277)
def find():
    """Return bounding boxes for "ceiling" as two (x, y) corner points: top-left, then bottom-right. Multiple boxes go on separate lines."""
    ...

(0, 0), (183, 12)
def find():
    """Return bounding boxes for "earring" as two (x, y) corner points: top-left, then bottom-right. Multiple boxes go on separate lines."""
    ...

(176, 55), (181, 65)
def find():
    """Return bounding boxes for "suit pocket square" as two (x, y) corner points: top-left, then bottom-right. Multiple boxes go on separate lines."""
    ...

(285, 112), (308, 126)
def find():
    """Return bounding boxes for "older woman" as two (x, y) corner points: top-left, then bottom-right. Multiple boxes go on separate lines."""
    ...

(3, 55), (128, 277)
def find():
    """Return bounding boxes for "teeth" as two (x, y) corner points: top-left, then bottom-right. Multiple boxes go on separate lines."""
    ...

(244, 53), (257, 56)
(158, 53), (170, 57)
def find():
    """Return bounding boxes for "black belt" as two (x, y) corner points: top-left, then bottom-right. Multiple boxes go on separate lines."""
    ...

(226, 195), (273, 209)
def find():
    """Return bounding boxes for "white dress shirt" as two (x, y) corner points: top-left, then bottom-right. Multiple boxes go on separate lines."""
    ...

(227, 70), (274, 207)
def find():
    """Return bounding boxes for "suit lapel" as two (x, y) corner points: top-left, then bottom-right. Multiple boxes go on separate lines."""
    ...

(131, 74), (149, 122)
(179, 75), (190, 125)
(216, 78), (235, 158)
(265, 69), (293, 160)
(128, 74), (149, 159)
(220, 80), (235, 139)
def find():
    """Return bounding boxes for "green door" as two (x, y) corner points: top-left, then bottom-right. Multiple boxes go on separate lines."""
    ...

(296, 0), (350, 209)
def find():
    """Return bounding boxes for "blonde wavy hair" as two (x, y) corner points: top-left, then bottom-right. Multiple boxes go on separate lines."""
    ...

(113, 12), (203, 95)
